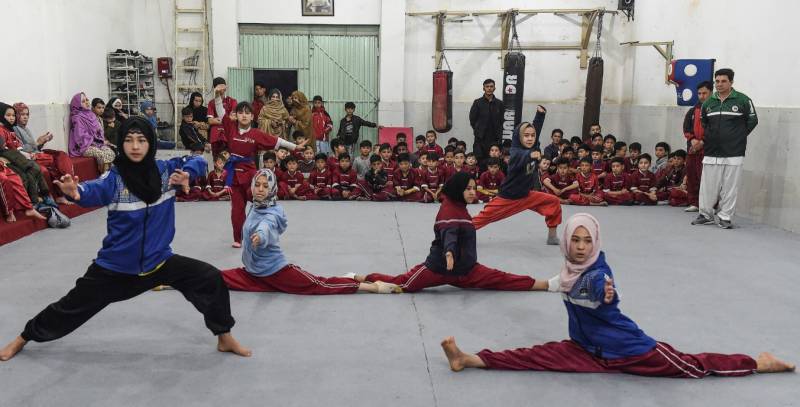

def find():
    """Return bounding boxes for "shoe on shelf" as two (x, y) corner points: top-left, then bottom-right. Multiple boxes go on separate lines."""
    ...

(718, 219), (733, 229)
(684, 205), (699, 212)
(691, 215), (715, 226)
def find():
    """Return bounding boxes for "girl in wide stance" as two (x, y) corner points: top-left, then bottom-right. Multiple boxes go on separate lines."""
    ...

(221, 168), (400, 295)
(0, 117), (250, 361)
(351, 172), (551, 293)
(440, 213), (794, 377)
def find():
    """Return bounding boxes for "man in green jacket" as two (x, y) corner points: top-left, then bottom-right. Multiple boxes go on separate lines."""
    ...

(691, 68), (758, 229)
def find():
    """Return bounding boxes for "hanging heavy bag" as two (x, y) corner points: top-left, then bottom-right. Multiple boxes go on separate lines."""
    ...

(580, 57), (604, 141)
(502, 52), (526, 140)
(432, 70), (453, 133)
(40, 206), (71, 228)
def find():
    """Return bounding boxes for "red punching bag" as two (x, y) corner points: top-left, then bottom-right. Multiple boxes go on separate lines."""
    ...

(432, 70), (453, 133)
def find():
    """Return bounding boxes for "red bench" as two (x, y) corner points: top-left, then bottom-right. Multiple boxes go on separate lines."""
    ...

(0, 156), (101, 246)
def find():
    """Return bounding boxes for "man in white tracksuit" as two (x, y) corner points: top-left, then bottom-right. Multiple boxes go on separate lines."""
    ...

(691, 68), (758, 229)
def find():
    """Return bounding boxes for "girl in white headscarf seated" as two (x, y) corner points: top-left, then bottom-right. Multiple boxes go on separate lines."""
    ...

(440, 213), (794, 377)
(220, 168), (399, 295)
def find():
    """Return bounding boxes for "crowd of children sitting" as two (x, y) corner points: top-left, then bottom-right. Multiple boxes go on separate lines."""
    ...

(176, 120), (689, 208)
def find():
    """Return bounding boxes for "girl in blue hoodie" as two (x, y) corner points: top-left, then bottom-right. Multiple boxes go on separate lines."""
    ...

(440, 213), (794, 377)
(0, 117), (250, 361)
(221, 168), (399, 294)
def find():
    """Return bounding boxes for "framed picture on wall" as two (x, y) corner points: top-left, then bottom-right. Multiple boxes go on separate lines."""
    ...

(302, 0), (334, 16)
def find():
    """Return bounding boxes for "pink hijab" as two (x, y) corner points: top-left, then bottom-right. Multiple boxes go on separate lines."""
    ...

(559, 213), (602, 292)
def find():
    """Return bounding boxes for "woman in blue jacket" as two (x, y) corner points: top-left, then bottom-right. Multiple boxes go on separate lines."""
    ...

(441, 213), (794, 377)
(0, 117), (250, 361)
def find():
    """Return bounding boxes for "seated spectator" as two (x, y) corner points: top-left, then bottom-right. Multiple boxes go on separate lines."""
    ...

(331, 153), (361, 201)
(651, 141), (671, 174)
(298, 146), (316, 174)
(419, 152), (445, 203)
(277, 156), (311, 201)
(1, 102), (56, 208)
(13, 102), (75, 204)
(360, 155), (393, 201)
(327, 138), (347, 171)
(291, 131), (309, 160)
(393, 153), (421, 202)
(107, 97), (128, 122)
(91, 98), (105, 129)
(590, 145), (608, 181)
(422, 130), (444, 157)
(570, 136), (583, 152)
(630, 154), (658, 205)
(1, 159), (45, 222)
(627, 142), (642, 174)
(536, 156), (552, 192)
(102, 108), (120, 147)
(203, 154), (231, 201)
(186, 92), (209, 140)
(570, 157), (607, 206)
(477, 157), (504, 203)
(656, 149), (688, 206)
(602, 134), (617, 160)
(455, 140), (467, 154)
(140, 100), (175, 150)
(464, 152), (479, 180)
(543, 158), (579, 204)
(179, 106), (209, 151)
(379, 143), (396, 185)
(603, 157), (633, 205)
(68, 92), (114, 173)
(308, 153), (333, 200)
(543, 129), (563, 160)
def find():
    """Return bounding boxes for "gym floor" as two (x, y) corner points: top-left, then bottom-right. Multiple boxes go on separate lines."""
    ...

(1, 201), (797, 406)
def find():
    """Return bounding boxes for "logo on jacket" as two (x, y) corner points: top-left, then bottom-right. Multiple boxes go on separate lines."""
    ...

(731, 105), (739, 112)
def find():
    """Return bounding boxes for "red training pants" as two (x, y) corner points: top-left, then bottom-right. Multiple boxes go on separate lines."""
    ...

(472, 191), (562, 229)
(222, 265), (360, 295)
(365, 263), (535, 293)
(686, 151), (703, 207)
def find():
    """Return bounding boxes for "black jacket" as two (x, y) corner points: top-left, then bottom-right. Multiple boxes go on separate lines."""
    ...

(337, 115), (376, 146)
(469, 94), (504, 144)
(498, 109), (546, 200)
(701, 89), (758, 157)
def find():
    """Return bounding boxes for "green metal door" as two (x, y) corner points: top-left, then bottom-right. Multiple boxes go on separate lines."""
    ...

(232, 29), (380, 144)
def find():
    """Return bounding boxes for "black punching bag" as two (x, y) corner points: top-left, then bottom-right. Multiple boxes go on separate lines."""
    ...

(432, 70), (453, 133)
(581, 57), (604, 141)
(502, 52), (526, 140)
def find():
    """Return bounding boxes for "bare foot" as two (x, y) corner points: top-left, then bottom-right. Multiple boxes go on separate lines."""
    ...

(55, 196), (73, 205)
(756, 352), (795, 373)
(5, 212), (16, 223)
(25, 209), (46, 220)
(231, 242), (242, 248)
(217, 333), (252, 357)
(441, 336), (468, 372)
(0, 336), (27, 361)
(374, 281), (402, 294)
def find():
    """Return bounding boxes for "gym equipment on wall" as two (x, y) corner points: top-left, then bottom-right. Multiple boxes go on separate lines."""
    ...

(501, 11), (525, 139)
(581, 12), (604, 141)
(669, 59), (715, 106)
(431, 12), (453, 133)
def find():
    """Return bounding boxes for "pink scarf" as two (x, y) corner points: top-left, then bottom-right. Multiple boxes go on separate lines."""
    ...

(559, 213), (602, 292)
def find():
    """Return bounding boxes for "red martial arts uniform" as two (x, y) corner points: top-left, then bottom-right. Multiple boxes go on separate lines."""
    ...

(684, 102), (705, 207)
(477, 170), (505, 203)
(206, 96), (237, 156)
(308, 167), (333, 200)
(331, 166), (361, 200)
(277, 170), (311, 200)
(546, 172), (579, 201)
(657, 165), (688, 206)
(569, 171), (605, 205)
(223, 265), (359, 295)
(419, 167), (446, 203)
(0, 164), (33, 216)
(603, 172), (633, 205)
(393, 168), (422, 202)
(203, 170), (231, 201)
(629, 169), (658, 205)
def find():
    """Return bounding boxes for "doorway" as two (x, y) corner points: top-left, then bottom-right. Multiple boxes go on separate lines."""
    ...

(254, 69), (298, 107)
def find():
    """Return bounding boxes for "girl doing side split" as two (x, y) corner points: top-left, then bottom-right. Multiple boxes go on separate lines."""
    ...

(351, 172), (551, 293)
(224, 101), (305, 248)
(471, 106), (563, 245)
(221, 169), (400, 294)
(0, 116), (250, 362)
(440, 213), (795, 377)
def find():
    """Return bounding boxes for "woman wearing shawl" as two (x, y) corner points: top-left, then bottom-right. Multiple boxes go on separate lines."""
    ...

(13, 102), (75, 204)
(440, 213), (795, 377)
(0, 102), (56, 207)
(187, 92), (209, 140)
(351, 172), (550, 293)
(288, 90), (314, 153)
(0, 160), (45, 222)
(0, 116), (250, 362)
(68, 92), (114, 173)
(107, 97), (128, 122)
(221, 168), (399, 294)
(257, 88), (290, 138)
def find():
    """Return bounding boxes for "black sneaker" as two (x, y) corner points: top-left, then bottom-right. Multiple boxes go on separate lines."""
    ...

(691, 215), (715, 226)
(718, 219), (733, 229)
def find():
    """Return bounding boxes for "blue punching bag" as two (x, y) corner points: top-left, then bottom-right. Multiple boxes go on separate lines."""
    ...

(669, 59), (715, 106)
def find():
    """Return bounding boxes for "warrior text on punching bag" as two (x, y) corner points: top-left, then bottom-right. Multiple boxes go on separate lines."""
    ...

(432, 70), (453, 133)
(502, 52), (526, 139)
(581, 57), (604, 141)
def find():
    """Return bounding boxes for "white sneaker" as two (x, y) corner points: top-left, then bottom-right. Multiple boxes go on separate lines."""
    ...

(684, 205), (699, 212)
(341, 272), (357, 279)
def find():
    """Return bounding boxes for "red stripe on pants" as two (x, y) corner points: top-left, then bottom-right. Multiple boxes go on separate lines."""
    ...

(222, 265), (360, 295)
(365, 263), (535, 293)
(230, 183), (251, 243)
(686, 152), (703, 207)
(477, 340), (756, 378)
(472, 191), (562, 229)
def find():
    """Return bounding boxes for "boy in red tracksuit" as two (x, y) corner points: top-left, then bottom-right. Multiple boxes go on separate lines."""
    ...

(308, 153), (333, 200)
(378, 143), (396, 187)
(591, 145), (608, 182)
(627, 142), (642, 175)
(570, 157), (607, 206)
(393, 153), (422, 202)
(327, 139), (346, 171)
(311, 95), (334, 154)
(331, 153), (361, 200)
(465, 153), (480, 180)
(203, 155), (231, 201)
(656, 149), (688, 207)
(422, 130), (444, 158)
(290, 131), (308, 161)
(360, 155), (394, 201)
(543, 158), (580, 204)
(447, 151), (469, 182)
(207, 77), (237, 156)
(277, 156), (312, 201)
(419, 152), (446, 203)
(629, 154), (658, 205)
(603, 157), (633, 205)
(536, 157), (552, 192)
(477, 157), (504, 203)
(683, 81), (711, 211)
(225, 101), (301, 248)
